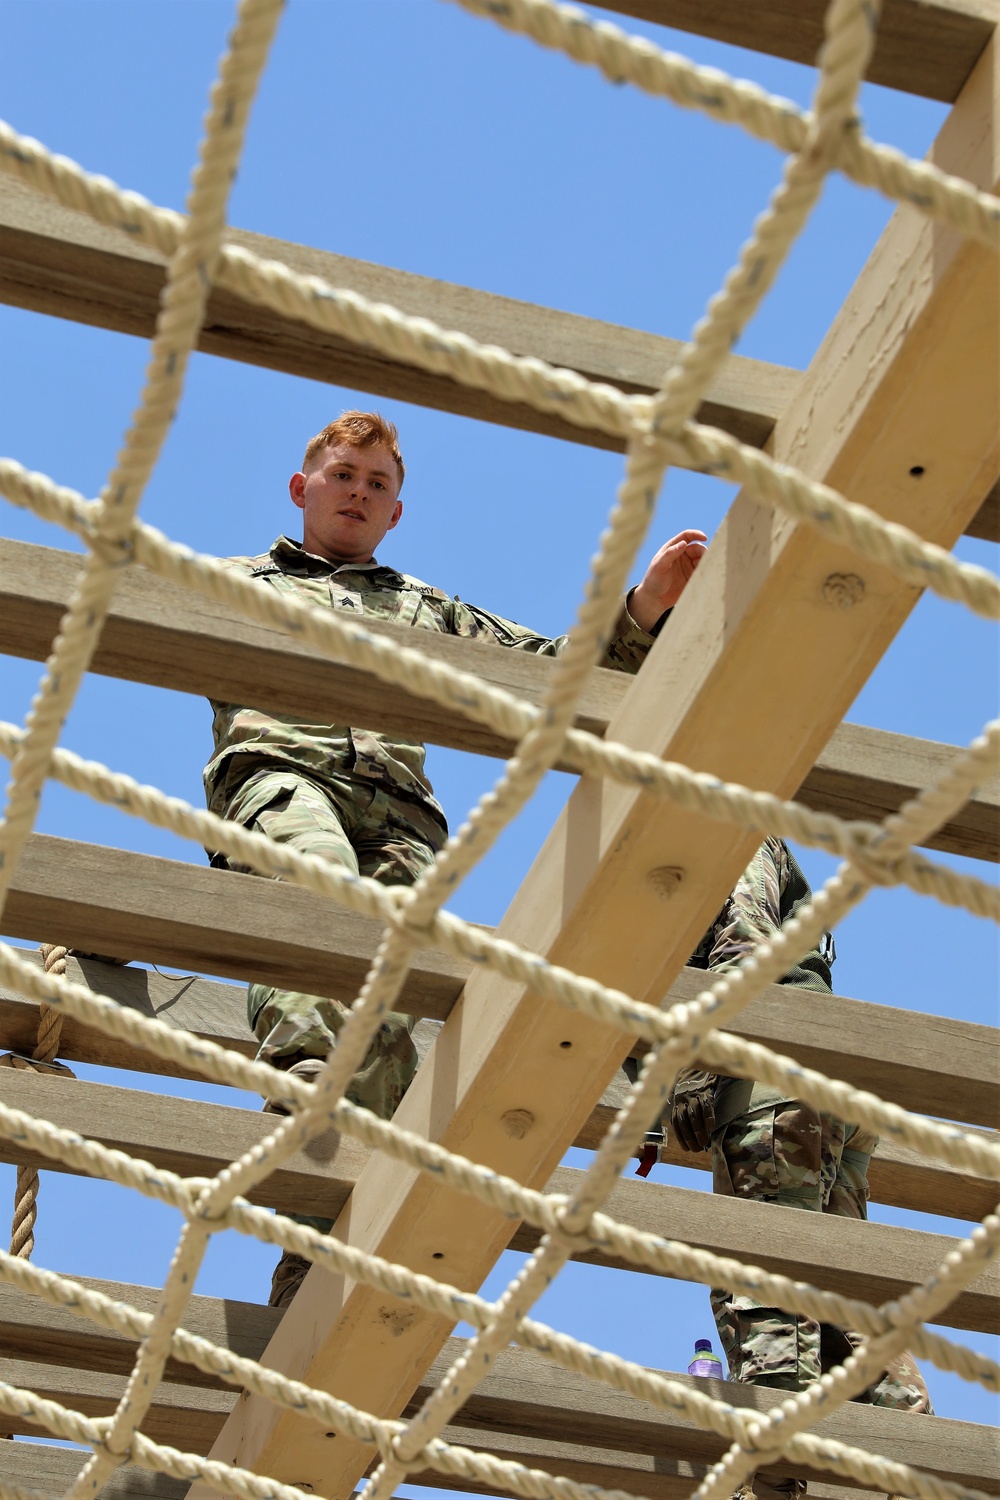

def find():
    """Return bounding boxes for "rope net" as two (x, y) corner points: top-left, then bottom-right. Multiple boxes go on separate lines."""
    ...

(0, 1), (997, 1499)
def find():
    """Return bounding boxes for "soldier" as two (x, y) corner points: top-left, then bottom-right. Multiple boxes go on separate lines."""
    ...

(669, 837), (932, 1500)
(205, 409), (708, 1307)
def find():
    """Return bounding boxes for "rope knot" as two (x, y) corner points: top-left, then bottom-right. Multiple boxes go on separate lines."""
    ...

(4, 943), (79, 1260)
(842, 835), (905, 889)
(376, 1424), (405, 1468)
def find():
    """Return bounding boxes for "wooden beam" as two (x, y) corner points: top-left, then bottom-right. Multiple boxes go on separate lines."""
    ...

(1, 1067), (995, 1332)
(579, 1061), (1000, 1225)
(518, 1165), (1000, 1333)
(0, 1443), (876, 1500)
(967, 473), (1000, 541)
(1, 954), (995, 1220)
(189, 37), (1000, 1497)
(418, 1342), (996, 1496)
(0, 177), (789, 457)
(1, 952), (994, 1223)
(0, 1442), (187, 1500)
(0, 537), (623, 771)
(0, 1065), (371, 1224)
(0, 1274), (280, 1389)
(0, 183), (995, 543)
(5, 850), (998, 1131)
(597, 0), (996, 102)
(404, 1429), (867, 1500)
(1, 539), (996, 860)
(1, 1359), (231, 1455)
(792, 720), (1000, 863)
(2, 834), (472, 1026)
(1, 1331), (996, 1496)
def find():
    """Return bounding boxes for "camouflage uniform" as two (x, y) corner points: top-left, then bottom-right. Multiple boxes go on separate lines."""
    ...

(206, 536), (658, 1232)
(679, 837), (933, 1412)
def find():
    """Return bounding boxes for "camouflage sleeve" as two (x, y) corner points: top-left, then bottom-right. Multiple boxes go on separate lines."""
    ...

(604, 592), (661, 674)
(448, 590), (657, 676)
(774, 843), (834, 993)
(691, 839), (832, 993)
(697, 837), (785, 975)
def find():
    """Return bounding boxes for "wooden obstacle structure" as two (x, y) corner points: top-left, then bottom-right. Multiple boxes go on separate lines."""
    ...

(0, 3), (997, 1500)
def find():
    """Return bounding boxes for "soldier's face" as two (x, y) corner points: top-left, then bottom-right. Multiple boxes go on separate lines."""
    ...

(289, 441), (403, 562)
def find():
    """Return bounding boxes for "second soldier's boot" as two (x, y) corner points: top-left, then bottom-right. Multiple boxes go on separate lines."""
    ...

(733, 1478), (806, 1500)
(262, 1054), (327, 1116)
(262, 1056), (328, 1309)
(269, 1252), (312, 1310)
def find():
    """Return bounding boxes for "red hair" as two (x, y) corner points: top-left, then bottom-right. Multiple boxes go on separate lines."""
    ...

(302, 411), (405, 484)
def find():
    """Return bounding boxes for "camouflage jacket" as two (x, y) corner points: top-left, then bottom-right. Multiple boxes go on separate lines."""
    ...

(204, 535), (658, 820)
(682, 835), (835, 1130)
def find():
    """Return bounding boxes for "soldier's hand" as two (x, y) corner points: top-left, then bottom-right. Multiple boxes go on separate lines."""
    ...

(629, 530), (708, 632)
(669, 1067), (717, 1153)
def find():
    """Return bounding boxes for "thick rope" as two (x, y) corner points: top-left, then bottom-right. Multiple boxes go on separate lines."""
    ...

(0, 6), (286, 1500)
(366, 7), (884, 1492)
(0, 944), (75, 1261)
(450, 0), (1000, 248)
(0, 0), (996, 1496)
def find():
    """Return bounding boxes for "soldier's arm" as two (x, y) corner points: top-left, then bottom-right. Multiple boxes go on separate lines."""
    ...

(695, 840), (832, 992)
(449, 528), (707, 677)
(774, 843), (834, 993)
(626, 529), (708, 632)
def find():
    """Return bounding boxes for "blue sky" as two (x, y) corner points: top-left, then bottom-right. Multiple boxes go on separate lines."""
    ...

(0, 0), (996, 1458)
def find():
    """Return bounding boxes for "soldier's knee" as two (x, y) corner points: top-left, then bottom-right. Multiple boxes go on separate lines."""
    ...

(247, 983), (277, 1030)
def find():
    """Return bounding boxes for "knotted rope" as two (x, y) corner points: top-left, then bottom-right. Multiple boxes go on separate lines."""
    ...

(0, 1), (996, 1499)
(0, 944), (75, 1261)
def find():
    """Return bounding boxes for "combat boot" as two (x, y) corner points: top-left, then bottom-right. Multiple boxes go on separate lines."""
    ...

(732, 1478), (806, 1500)
(262, 1055), (327, 1115)
(269, 1252), (312, 1309)
(262, 1057), (327, 1308)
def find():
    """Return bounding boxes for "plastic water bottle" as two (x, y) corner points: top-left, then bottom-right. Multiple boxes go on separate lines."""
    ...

(687, 1338), (724, 1378)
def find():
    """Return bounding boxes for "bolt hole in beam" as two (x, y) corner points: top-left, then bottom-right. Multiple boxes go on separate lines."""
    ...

(910, 465), (926, 476)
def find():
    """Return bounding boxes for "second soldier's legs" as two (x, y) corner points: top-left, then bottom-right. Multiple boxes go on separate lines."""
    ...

(710, 1106), (932, 1410)
(822, 1126), (933, 1413)
(710, 1102), (836, 1390)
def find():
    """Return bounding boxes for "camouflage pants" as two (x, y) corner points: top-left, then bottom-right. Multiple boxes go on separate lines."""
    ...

(221, 766), (446, 1232)
(710, 1102), (933, 1412)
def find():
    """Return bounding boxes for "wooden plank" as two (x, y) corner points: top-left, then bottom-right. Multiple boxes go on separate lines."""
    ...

(513, 1166), (1000, 1334)
(0, 177), (790, 457)
(1, 539), (997, 860)
(793, 720), (1000, 862)
(0, 1275), (280, 1390)
(404, 1429), (869, 1500)
(0, 945), (995, 1220)
(598, 0), (997, 102)
(578, 1059), (1000, 1224)
(0, 1066), (370, 1224)
(0, 1443), (187, 1500)
(0, 1431), (883, 1500)
(193, 36), (1000, 1496)
(1, 1334), (996, 1496)
(0, 948), (261, 1082)
(967, 473), (1000, 541)
(404, 1427), (718, 1500)
(0, 182), (995, 543)
(1, 952), (994, 1224)
(1, 1068), (995, 1332)
(0, 1359), (231, 1455)
(411, 1342), (998, 1496)
(4, 848), (998, 1131)
(2, 834), (472, 1025)
(0, 536), (624, 772)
